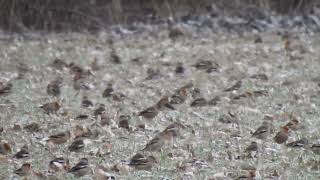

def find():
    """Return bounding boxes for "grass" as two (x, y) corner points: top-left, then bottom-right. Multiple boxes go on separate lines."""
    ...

(0, 28), (320, 179)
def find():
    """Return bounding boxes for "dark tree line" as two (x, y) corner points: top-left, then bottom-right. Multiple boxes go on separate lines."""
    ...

(0, 0), (316, 32)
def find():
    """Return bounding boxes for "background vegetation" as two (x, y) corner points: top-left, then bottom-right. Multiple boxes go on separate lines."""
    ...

(0, 0), (318, 32)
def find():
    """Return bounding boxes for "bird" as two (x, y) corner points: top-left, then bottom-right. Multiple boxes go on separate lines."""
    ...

(142, 135), (165, 152)
(68, 158), (90, 177)
(93, 104), (106, 118)
(170, 87), (188, 104)
(102, 83), (114, 97)
(14, 163), (32, 176)
(244, 141), (258, 153)
(156, 96), (175, 110)
(73, 77), (92, 92)
(285, 118), (301, 131)
(129, 153), (157, 171)
(310, 144), (320, 155)
(110, 50), (121, 64)
(274, 126), (290, 144)
(91, 57), (101, 71)
(169, 26), (184, 40)
(224, 80), (242, 92)
(145, 68), (161, 80)
(286, 138), (308, 148)
(47, 77), (63, 96)
(0, 142), (12, 155)
(160, 122), (185, 140)
(68, 62), (85, 76)
(0, 82), (12, 96)
(175, 62), (185, 74)
(192, 60), (219, 73)
(40, 101), (61, 114)
(138, 105), (159, 120)
(49, 157), (69, 172)
(13, 145), (29, 159)
(68, 138), (85, 152)
(48, 131), (71, 144)
(100, 112), (111, 126)
(252, 121), (274, 140)
(190, 97), (208, 107)
(81, 96), (93, 108)
(51, 58), (68, 70)
(118, 115), (130, 130)
(94, 166), (116, 180)
(250, 74), (268, 81)
(208, 96), (221, 106)
(23, 122), (41, 132)
(251, 90), (269, 98)
(16, 63), (29, 78)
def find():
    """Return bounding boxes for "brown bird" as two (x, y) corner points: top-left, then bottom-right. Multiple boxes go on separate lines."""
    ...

(47, 77), (63, 96)
(118, 115), (130, 130)
(252, 90), (268, 97)
(110, 50), (121, 64)
(51, 58), (68, 70)
(142, 135), (165, 152)
(94, 166), (116, 180)
(156, 96), (175, 110)
(93, 104), (106, 118)
(68, 158), (90, 177)
(73, 78), (91, 91)
(14, 163), (32, 176)
(23, 122), (41, 132)
(252, 121), (274, 140)
(208, 96), (221, 106)
(162, 122), (185, 137)
(224, 80), (242, 92)
(40, 101), (61, 114)
(49, 157), (69, 172)
(169, 26), (184, 40)
(146, 68), (161, 80)
(13, 145), (29, 159)
(192, 60), (219, 73)
(175, 62), (185, 74)
(245, 141), (258, 153)
(100, 112), (111, 126)
(91, 57), (101, 71)
(0, 82), (12, 96)
(190, 97), (208, 107)
(129, 153), (157, 171)
(170, 87), (188, 104)
(75, 114), (89, 120)
(250, 74), (268, 81)
(69, 62), (85, 75)
(158, 122), (184, 145)
(138, 105), (159, 120)
(48, 131), (71, 144)
(285, 118), (301, 131)
(15, 63), (29, 79)
(68, 138), (85, 152)
(0, 142), (12, 155)
(286, 138), (308, 148)
(310, 144), (320, 155)
(274, 126), (290, 144)
(81, 96), (93, 108)
(102, 83), (114, 97)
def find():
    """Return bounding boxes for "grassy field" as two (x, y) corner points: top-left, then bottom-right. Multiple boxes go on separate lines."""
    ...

(0, 28), (320, 179)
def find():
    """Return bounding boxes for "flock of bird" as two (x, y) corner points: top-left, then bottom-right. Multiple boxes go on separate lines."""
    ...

(0, 31), (319, 179)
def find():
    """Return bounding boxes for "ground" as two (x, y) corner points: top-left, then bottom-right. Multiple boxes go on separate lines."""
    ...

(0, 28), (320, 179)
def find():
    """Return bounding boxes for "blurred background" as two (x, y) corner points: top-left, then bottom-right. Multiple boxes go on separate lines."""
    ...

(0, 0), (319, 33)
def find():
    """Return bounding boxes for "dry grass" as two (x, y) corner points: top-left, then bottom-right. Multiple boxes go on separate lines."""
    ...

(0, 27), (320, 179)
